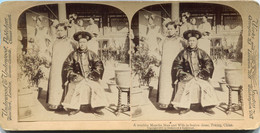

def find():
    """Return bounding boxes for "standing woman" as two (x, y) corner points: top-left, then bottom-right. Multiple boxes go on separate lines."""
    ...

(179, 12), (191, 38)
(86, 17), (99, 55)
(31, 16), (52, 62)
(47, 22), (77, 110)
(198, 15), (212, 55)
(67, 13), (78, 39)
(75, 19), (85, 32)
(190, 18), (198, 30)
(143, 14), (162, 60)
(17, 29), (24, 55)
(179, 12), (192, 49)
(158, 21), (185, 109)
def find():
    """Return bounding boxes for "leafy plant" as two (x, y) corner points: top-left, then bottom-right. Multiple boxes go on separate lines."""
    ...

(117, 45), (129, 63)
(17, 49), (50, 88)
(131, 43), (160, 86)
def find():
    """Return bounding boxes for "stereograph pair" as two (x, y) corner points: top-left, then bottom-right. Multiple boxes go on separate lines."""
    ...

(0, 1), (259, 130)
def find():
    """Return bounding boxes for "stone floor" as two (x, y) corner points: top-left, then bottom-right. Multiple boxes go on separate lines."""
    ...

(131, 87), (244, 121)
(19, 59), (243, 121)
(20, 89), (130, 121)
(19, 60), (131, 121)
(132, 59), (244, 120)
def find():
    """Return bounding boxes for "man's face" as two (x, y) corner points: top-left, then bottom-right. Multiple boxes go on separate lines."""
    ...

(166, 24), (177, 36)
(56, 26), (67, 38)
(79, 38), (88, 50)
(188, 37), (198, 49)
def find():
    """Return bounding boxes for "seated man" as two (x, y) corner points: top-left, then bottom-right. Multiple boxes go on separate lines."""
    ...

(171, 30), (219, 115)
(62, 31), (108, 116)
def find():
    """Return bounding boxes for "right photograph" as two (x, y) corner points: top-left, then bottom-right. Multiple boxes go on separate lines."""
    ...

(130, 3), (243, 120)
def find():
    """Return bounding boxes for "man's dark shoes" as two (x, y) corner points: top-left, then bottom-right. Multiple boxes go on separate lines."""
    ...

(48, 104), (59, 111)
(93, 107), (105, 116)
(93, 110), (104, 116)
(68, 109), (80, 116)
(179, 109), (190, 115)
(204, 108), (215, 115)
(80, 105), (92, 113)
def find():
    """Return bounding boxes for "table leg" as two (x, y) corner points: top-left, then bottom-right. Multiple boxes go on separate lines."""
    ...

(116, 88), (122, 116)
(238, 86), (244, 116)
(127, 91), (130, 111)
(226, 85), (232, 115)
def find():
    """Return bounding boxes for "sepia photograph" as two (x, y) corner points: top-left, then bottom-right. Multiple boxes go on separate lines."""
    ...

(0, 0), (258, 130)
(17, 3), (131, 121)
(130, 3), (243, 120)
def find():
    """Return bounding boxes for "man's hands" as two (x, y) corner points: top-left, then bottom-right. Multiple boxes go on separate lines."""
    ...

(198, 70), (210, 80)
(87, 71), (100, 81)
(179, 71), (193, 81)
(69, 71), (100, 83)
(69, 72), (84, 83)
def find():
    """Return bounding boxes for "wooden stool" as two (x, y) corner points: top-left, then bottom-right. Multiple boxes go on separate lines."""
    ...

(115, 86), (130, 116)
(226, 85), (243, 116)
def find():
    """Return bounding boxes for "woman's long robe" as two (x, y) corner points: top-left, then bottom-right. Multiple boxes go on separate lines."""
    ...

(157, 37), (184, 107)
(47, 37), (76, 108)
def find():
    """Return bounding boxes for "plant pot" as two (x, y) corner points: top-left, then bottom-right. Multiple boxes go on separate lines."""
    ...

(107, 81), (117, 93)
(18, 89), (33, 119)
(218, 81), (228, 92)
(131, 106), (142, 118)
(140, 86), (152, 105)
(131, 87), (143, 117)
(18, 86), (39, 119)
(131, 87), (143, 106)
(115, 65), (130, 89)
(38, 78), (48, 92)
(225, 68), (242, 88)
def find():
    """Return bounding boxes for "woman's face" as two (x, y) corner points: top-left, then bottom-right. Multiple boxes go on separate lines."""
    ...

(77, 20), (83, 26)
(202, 16), (207, 23)
(191, 18), (196, 25)
(167, 24), (177, 36)
(182, 16), (187, 23)
(89, 18), (94, 25)
(36, 19), (42, 26)
(56, 26), (67, 38)
(148, 17), (154, 25)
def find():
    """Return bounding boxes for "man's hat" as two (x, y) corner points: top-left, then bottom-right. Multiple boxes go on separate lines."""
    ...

(73, 31), (92, 41)
(183, 30), (202, 40)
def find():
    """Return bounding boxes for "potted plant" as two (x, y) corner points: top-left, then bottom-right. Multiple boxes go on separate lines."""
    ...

(131, 43), (160, 104)
(17, 49), (50, 119)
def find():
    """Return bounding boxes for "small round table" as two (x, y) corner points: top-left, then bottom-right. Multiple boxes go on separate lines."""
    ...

(115, 86), (130, 116)
(225, 85), (243, 116)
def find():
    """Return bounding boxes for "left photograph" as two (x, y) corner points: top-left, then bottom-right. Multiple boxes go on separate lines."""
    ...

(17, 3), (131, 121)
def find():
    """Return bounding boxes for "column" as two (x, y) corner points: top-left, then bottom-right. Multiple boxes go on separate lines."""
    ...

(58, 3), (67, 21)
(171, 2), (180, 22)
